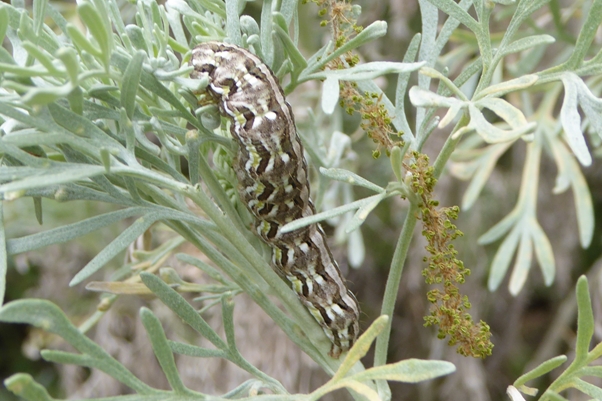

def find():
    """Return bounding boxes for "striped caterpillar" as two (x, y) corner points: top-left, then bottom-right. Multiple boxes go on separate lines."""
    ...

(190, 42), (360, 358)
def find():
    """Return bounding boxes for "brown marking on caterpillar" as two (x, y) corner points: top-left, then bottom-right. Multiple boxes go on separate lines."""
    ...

(190, 42), (360, 358)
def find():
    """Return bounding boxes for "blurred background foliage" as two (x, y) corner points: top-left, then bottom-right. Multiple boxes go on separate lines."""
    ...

(1, 0), (602, 400)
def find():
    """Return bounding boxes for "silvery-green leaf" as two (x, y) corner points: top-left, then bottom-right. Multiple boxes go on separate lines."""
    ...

(507, 385), (527, 401)
(301, 20), (387, 78)
(7, 207), (151, 254)
(339, 382), (380, 400)
(509, 230), (532, 296)
(499, 34), (555, 57)
(177, 253), (232, 285)
(468, 103), (536, 143)
(225, 0), (242, 45)
(477, 74), (538, 98)
(77, 2), (113, 65)
(164, 7), (186, 47)
(575, 276), (595, 362)
(513, 355), (567, 390)
(394, 33), (421, 138)
(332, 316), (388, 381)
(389, 146), (405, 182)
(56, 47), (79, 84)
(4, 373), (54, 401)
(22, 41), (64, 77)
(308, 61), (425, 82)
(426, 0), (479, 33)
(409, 86), (463, 108)
(240, 15), (260, 37)
(273, 24), (307, 75)
(321, 76), (340, 115)
(140, 308), (189, 394)
(488, 226), (521, 291)
(348, 358), (455, 383)
(549, 138), (594, 248)
(0, 7), (8, 44)
(69, 215), (157, 286)
(259, 0), (273, 67)
(476, 97), (528, 129)
(560, 73), (592, 166)
(177, 0), (226, 17)
(169, 341), (227, 359)
(573, 380), (602, 400)
(125, 24), (146, 51)
(438, 103), (463, 128)
(479, 209), (521, 245)
(0, 299), (154, 394)
(448, 159), (479, 181)
(325, 131), (352, 167)
(461, 142), (513, 210)
(66, 23), (101, 57)
(347, 228), (365, 268)
(530, 220), (555, 286)
(120, 50), (145, 119)
(281, 194), (386, 233)
(0, 165), (107, 194)
(573, 77), (602, 138)
(86, 282), (151, 294)
(21, 84), (75, 106)
(279, 0), (298, 24)
(319, 167), (385, 193)
(111, 52), (197, 127)
(345, 194), (385, 233)
(67, 211), (215, 287)
(0, 204), (5, 306)
(551, 140), (572, 194)
(571, 167), (594, 249)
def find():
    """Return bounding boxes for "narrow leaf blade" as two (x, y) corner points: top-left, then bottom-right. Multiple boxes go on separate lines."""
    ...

(0, 203), (6, 305)
(140, 308), (188, 394)
(121, 50), (145, 119)
(7, 207), (151, 254)
(575, 276), (594, 362)
(349, 359), (455, 383)
(69, 215), (158, 286)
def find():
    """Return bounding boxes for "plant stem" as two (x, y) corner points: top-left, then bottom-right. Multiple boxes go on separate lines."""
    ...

(183, 186), (344, 371)
(373, 201), (418, 400)
(432, 115), (469, 179)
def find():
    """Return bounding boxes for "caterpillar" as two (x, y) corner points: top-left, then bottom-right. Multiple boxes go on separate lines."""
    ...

(190, 42), (360, 358)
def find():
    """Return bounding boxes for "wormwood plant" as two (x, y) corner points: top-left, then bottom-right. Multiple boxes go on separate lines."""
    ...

(1, 0), (602, 400)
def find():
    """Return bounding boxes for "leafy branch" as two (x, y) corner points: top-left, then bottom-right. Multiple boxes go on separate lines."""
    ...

(509, 276), (602, 401)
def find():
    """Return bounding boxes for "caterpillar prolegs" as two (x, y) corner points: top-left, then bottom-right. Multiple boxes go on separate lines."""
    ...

(190, 42), (360, 358)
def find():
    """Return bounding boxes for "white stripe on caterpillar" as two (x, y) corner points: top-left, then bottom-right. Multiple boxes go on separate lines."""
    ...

(190, 42), (360, 358)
